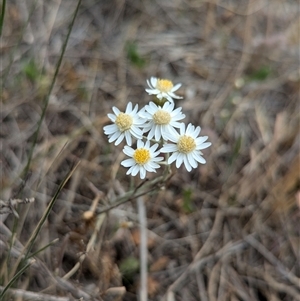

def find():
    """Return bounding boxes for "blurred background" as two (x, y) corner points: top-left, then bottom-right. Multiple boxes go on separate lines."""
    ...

(1, 0), (299, 300)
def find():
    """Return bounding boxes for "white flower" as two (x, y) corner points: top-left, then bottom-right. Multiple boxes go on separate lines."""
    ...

(160, 123), (211, 172)
(121, 140), (163, 179)
(103, 102), (144, 146)
(145, 77), (183, 103)
(139, 101), (185, 141)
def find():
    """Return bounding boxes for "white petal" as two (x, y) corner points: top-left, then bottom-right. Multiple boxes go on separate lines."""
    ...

(168, 152), (178, 164)
(130, 126), (143, 139)
(107, 113), (116, 122)
(125, 131), (132, 146)
(156, 92), (163, 99)
(115, 133), (125, 145)
(171, 83), (182, 91)
(169, 121), (182, 128)
(179, 123), (185, 135)
(187, 153), (197, 168)
(144, 164), (156, 172)
(148, 102), (158, 112)
(112, 106), (120, 115)
(164, 94), (174, 103)
(165, 126), (178, 139)
(147, 125), (156, 140)
(152, 156), (163, 162)
(132, 103), (139, 115)
(103, 124), (118, 134)
(140, 167), (146, 179)
(164, 101), (174, 111)
(108, 131), (121, 143)
(186, 123), (194, 135)
(123, 145), (134, 157)
(121, 158), (135, 167)
(168, 92), (183, 99)
(197, 142), (212, 150)
(126, 102), (133, 114)
(145, 88), (157, 95)
(195, 136), (208, 145)
(150, 143), (158, 152)
(183, 155), (192, 171)
(146, 79), (152, 88)
(147, 162), (160, 169)
(137, 139), (144, 148)
(154, 125), (161, 141)
(132, 165), (140, 176)
(144, 140), (150, 149)
(160, 144), (177, 153)
(175, 153), (184, 168)
(192, 126), (201, 138)
(126, 167), (134, 175)
(150, 77), (157, 88)
(193, 152), (206, 164)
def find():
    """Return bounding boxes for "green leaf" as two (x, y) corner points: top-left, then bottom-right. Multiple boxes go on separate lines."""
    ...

(22, 59), (40, 82)
(248, 66), (271, 81)
(229, 135), (242, 166)
(119, 256), (139, 277)
(182, 189), (193, 213)
(125, 41), (146, 68)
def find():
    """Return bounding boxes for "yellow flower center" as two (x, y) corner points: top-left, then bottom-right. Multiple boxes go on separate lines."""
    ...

(177, 135), (196, 154)
(153, 110), (171, 125)
(133, 148), (151, 165)
(115, 113), (133, 132)
(156, 79), (173, 92)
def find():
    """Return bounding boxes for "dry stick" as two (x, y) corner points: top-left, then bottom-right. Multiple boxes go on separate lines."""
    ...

(244, 235), (300, 287)
(97, 173), (173, 215)
(164, 237), (249, 299)
(165, 199), (225, 298)
(196, 269), (209, 301)
(63, 213), (106, 280)
(218, 223), (231, 301)
(207, 261), (221, 301)
(0, 286), (69, 301)
(225, 266), (253, 301)
(263, 271), (300, 301)
(0, 239), (92, 300)
(62, 187), (104, 280)
(239, 262), (300, 301)
(203, 0), (253, 126)
(195, 207), (224, 256)
(55, 277), (103, 301)
(137, 195), (148, 301)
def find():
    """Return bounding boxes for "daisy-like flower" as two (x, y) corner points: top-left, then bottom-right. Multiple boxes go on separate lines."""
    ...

(145, 77), (183, 103)
(103, 102), (144, 146)
(139, 101), (185, 141)
(121, 139), (163, 179)
(160, 123), (211, 172)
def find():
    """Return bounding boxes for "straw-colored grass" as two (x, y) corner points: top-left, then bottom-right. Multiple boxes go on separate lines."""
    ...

(1, 0), (299, 300)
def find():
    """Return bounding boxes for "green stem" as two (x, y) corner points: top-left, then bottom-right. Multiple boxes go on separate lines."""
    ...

(0, 0), (6, 36)
(22, 0), (82, 180)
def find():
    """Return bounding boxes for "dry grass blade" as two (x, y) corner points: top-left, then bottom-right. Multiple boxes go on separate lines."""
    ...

(0, 259), (35, 299)
(0, 286), (70, 301)
(1, 0), (299, 300)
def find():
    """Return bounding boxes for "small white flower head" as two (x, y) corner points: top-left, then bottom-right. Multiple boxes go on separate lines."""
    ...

(160, 123), (211, 172)
(145, 77), (183, 103)
(139, 101), (185, 141)
(103, 102), (144, 146)
(121, 140), (163, 179)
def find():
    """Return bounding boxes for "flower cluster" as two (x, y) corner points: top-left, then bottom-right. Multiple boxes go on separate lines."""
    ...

(103, 77), (211, 179)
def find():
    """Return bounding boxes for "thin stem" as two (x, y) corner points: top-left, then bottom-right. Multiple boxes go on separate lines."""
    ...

(137, 196), (147, 301)
(0, 259), (34, 299)
(22, 0), (82, 180)
(0, 0), (6, 36)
